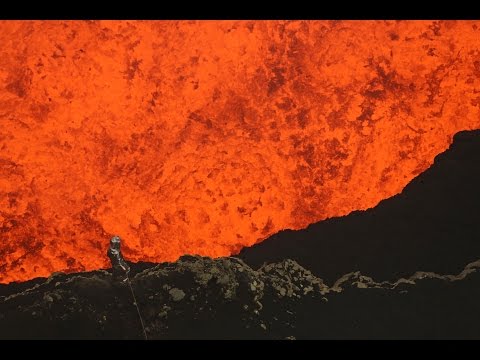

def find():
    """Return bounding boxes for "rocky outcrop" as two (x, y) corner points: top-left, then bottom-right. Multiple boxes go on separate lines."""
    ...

(1, 255), (480, 339)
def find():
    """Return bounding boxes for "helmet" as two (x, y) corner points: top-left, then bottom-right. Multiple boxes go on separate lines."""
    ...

(110, 235), (121, 249)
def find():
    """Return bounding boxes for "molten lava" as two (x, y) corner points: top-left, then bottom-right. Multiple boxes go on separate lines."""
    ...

(1, 20), (480, 283)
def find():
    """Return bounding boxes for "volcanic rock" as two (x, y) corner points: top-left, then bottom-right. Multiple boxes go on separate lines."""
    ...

(1, 255), (479, 339)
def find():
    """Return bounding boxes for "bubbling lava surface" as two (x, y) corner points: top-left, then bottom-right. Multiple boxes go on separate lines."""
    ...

(1, 20), (480, 283)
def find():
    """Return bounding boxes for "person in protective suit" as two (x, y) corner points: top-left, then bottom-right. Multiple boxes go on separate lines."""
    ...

(107, 235), (131, 283)
(107, 235), (148, 339)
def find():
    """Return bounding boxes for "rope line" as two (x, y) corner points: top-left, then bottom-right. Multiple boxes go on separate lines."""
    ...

(127, 276), (148, 340)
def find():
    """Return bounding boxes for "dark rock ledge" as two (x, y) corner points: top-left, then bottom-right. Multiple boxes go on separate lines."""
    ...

(1, 255), (479, 339)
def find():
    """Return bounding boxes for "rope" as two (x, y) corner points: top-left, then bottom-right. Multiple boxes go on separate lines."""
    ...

(126, 276), (148, 340)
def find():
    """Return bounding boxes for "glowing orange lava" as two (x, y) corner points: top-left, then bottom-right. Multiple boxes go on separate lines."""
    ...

(1, 20), (480, 283)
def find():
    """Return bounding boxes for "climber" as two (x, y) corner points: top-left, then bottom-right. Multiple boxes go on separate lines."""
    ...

(107, 235), (148, 339)
(107, 235), (131, 283)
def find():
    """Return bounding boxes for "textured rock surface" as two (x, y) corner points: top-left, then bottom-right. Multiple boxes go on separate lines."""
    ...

(1, 255), (479, 339)
(2, 21), (480, 283)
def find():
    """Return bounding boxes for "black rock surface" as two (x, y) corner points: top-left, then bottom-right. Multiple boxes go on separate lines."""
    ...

(239, 130), (480, 284)
(1, 255), (479, 339)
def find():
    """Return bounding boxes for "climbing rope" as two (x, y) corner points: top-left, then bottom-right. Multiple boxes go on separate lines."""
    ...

(126, 276), (148, 340)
